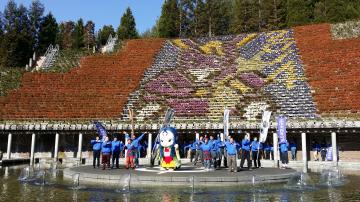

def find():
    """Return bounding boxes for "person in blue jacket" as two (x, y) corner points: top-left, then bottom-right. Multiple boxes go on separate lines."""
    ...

(193, 136), (204, 166)
(224, 137), (239, 172)
(183, 141), (196, 162)
(111, 135), (121, 169)
(240, 133), (252, 170)
(289, 141), (297, 161)
(209, 135), (221, 169)
(126, 132), (146, 167)
(101, 136), (112, 170)
(200, 137), (213, 171)
(263, 142), (270, 159)
(251, 137), (261, 168)
(279, 140), (289, 169)
(91, 135), (102, 168)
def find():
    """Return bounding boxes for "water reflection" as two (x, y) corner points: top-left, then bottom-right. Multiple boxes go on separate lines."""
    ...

(0, 166), (359, 202)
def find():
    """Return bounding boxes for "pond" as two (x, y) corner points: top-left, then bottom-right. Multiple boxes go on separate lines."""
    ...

(1, 165), (360, 202)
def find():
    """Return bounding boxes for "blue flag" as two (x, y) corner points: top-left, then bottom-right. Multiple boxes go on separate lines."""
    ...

(277, 116), (287, 144)
(93, 121), (107, 140)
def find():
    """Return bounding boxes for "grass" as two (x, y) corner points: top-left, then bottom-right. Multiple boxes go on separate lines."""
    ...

(0, 67), (26, 96)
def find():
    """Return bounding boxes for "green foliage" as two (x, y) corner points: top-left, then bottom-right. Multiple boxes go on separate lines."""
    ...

(84, 21), (96, 49)
(29, 0), (44, 49)
(97, 25), (115, 45)
(117, 7), (138, 40)
(73, 18), (85, 49)
(0, 67), (26, 96)
(38, 12), (58, 54)
(158, 0), (180, 38)
(286, 0), (313, 26)
(45, 49), (92, 73)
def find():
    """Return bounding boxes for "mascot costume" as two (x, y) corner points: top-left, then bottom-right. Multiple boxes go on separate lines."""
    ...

(158, 126), (181, 170)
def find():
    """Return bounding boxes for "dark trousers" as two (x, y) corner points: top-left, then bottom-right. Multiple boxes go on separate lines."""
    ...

(102, 153), (111, 169)
(252, 151), (261, 168)
(194, 150), (203, 165)
(280, 151), (289, 164)
(265, 150), (270, 159)
(112, 151), (120, 168)
(93, 150), (100, 167)
(240, 150), (251, 169)
(219, 148), (227, 167)
(190, 150), (195, 162)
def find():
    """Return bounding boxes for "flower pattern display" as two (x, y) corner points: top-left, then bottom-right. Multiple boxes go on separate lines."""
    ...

(124, 29), (317, 121)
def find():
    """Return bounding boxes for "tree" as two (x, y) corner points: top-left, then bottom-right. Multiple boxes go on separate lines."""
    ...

(0, 3), (32, 67)
(231, 0), (259, 33)
(97, 25), (115, 45)
(73, 18), (85, 49)
(57, 21), (75, 49)
(38, 12), (58, 54)
(84, 21), (96, 49)
(286, 0), (313, 26)
(29, 0), (44, 50)
(117, 7), (138, 40)
(158, 0), (180, 38)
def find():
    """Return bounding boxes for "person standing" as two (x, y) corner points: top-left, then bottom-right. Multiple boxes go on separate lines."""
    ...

(101, 136), (112, 170)
(126, 132), (146, 167)
(240, 134), (251, 170)
(125, 139), (135, 169)
(111, 135), (121, 169)
(193, 136), (203, 166)
(200, 138), (213, 171)
(183, 141), (196, 162)
(224, 137), (238, 172)
(251, 137), (261, 168)
(263, 142), (270, 159)
(209, 135), (221, 169)
(91, 136), (102, 168)
(218, 133), (227, 168)
(279, 140), (289, 169)
(289, 141), (297, 161)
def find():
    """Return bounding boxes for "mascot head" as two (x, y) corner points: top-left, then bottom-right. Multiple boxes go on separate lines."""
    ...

(159, 127), (177, 148)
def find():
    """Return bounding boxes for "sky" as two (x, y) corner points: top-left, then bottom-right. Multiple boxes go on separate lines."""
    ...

(0, 0), (163, 34)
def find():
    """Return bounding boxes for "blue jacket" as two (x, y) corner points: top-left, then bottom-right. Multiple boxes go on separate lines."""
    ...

(91, 140), (102, 151)
(263, 143), (270, 151)
(200, 142), (212, 152)
(251, 140), (260, 151)
(184, 143), (196, 151)
(290, 143), (297, 151)
(131, 133), (145, 148)
(209, 138), (221, 152)
(111, 141), (121, 152)
(101, 141), (112, 153)
(225, 142), (238, 156)
(242, 139), (251, 151)
(194, 140), (203, 150)
(280, 142), (288, 153)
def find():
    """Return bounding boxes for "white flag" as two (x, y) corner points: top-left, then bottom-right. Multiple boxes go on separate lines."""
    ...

(223, 108), (230, 138)
(259, 110), (272, 143)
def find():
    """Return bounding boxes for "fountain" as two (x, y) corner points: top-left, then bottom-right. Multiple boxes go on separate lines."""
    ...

(319, 167), (346, 187)
(71, 173), (81, 189)
(285, 172), (315, 191)
(19, 166), (32, 182)
(116, 173), (131, 193)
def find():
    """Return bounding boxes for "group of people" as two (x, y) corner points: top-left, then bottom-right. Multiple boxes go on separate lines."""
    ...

(90, 132), (145, 170)
(183, 133), (268, 172)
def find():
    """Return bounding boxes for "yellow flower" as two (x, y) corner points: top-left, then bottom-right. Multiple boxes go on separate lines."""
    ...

(236, 33), (258, 48)
(172, 39), (189, 49)
(200, 41), (224, 56)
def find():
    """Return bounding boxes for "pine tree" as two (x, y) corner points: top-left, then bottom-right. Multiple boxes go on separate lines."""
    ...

(57, 21), (75, 49)
(158, 0), (180, 38)
(84, 21), (95, 50)
(117, 7), (139, 40)
(29, 0), (44, 50)
(313, 0), (327, 23)
(193, 0), (208, 36)
(38, 12), (58, 54)
(266, 0), (287, 30)
(286, 0), (313, 26)
(231, 0), (259, 34)
(97, 25), (115, 45)
(73, 18), (85, 49)
(204, 0), (231, 36)
(0, 2), (32, 67)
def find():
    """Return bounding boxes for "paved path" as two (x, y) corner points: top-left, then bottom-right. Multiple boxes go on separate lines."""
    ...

(64, 164), (297, 186)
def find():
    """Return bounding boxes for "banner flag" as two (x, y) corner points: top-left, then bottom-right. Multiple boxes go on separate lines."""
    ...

(277, 116), (287, 144)
(93, 121), (107, 140)
(259, 110), (272, 143)
(223, 108), (230, 138)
